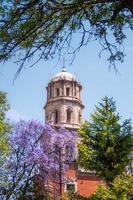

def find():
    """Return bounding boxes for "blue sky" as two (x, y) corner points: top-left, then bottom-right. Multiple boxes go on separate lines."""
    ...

(0, 31), (133, 124)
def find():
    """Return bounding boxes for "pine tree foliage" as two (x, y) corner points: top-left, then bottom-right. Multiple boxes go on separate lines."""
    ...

(90, 174), (133, 200)
(79, 97), (133, 186)
(0, 1), (133, 73)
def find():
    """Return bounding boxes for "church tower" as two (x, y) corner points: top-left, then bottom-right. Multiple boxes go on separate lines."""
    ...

(44, 68), (102, 197)
(44, 67), (84, 130)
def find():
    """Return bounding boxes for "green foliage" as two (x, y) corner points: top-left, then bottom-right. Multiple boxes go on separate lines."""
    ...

(90, 174), (133, 200)
(0, 1), (133, 72)
(67, 192), (89, 200)
(0, 91), (10, 191)
(79, 97), (133, 186)
(0, 91), (10, 155)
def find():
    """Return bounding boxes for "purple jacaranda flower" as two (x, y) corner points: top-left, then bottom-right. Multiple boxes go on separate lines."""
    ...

(1, 120), (77, 199)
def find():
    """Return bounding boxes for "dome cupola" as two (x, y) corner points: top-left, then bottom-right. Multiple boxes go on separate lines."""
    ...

(52, 67), (76, 82)
(44, 67), (84, 130)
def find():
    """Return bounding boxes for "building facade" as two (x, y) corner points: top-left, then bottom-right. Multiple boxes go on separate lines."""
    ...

(44, 67), (103, 197)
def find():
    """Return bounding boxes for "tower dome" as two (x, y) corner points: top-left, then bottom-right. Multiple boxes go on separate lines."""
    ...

(52, 67), (76, 82)
(44, 67), (84, 130)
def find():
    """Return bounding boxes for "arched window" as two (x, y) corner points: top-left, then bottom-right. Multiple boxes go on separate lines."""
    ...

(49, 85), (52, 98)
(66, 145), (74, 162)
(56, 88), (60, 96)
(66, 87), (70, 96)
(67, 109), (72, 123)
(79, 111), (81, 123)
(55, 110), (59, 124)
(66, 182), (76, 193)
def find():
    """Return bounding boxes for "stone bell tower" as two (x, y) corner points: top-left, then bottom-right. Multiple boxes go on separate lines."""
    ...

(44, 67), (84, 130)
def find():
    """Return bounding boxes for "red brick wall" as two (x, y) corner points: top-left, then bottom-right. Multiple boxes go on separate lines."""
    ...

(77, 176), (102, 197)
(65, 166), (104, 197)
(65, 165), (77, 177)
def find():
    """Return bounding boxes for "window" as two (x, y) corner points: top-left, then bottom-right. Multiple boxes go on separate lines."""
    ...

(66, 87), (70, 96)
(79, 112), (81, 123)
(67, 110), (71, 123)
(54, 144), (60, 163)
(66, 145), (74, 162)
(55, 110), (58, 124)
(75, 85), (76, 97)
(49, 85), (52, 98)
(46, 114), (49, 121)
(66, 183), (75, 193)
(56, 88), (60, 96)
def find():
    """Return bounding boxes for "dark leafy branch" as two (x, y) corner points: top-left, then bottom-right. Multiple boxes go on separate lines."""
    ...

(0, 0), (133, 74)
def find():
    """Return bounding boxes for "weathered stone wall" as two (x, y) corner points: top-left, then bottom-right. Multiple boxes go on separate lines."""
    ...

(44, 78), (84, 130)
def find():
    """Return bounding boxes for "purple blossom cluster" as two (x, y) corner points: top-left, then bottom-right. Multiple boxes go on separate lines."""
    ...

(1, 120), (78, 199)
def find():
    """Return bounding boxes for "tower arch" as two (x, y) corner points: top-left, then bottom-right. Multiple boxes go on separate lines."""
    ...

(54, 109), (59, 124)
(66, 107), (73, 123)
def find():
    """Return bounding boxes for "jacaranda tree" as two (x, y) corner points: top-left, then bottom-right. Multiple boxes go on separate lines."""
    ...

(1, 120), (77, 200)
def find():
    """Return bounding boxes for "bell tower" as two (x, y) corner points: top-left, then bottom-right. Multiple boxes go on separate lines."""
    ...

(44, 67), (84, 130)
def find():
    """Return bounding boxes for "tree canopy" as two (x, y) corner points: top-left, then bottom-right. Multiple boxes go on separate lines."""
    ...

(90, 174), (133, 200)
(0, 91), (10, 155)
(1, 120), (77, 199)
(0, 0), (133, 74)
(0, 91), (10, 197)
(78, 96), (133, 186)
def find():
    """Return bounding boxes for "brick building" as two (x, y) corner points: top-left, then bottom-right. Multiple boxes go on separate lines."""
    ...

(44, 67), (103, 197)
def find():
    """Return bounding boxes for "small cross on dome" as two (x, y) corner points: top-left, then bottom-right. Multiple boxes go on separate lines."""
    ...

(61, 66), (67, 72)
(61, 57), (67, 72)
